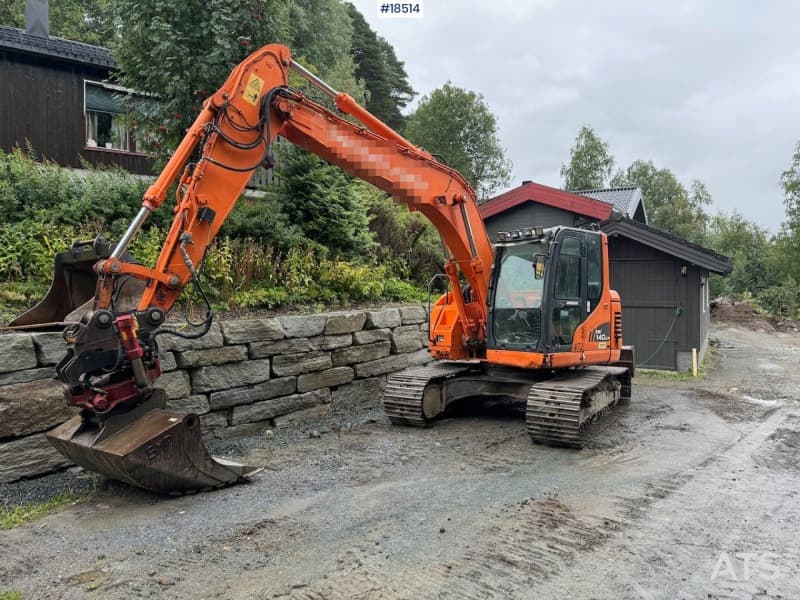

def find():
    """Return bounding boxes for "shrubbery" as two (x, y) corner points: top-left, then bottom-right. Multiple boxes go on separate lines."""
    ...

(0, 148), (436, 322)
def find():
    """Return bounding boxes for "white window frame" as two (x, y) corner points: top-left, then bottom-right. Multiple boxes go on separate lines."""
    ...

(83, 80), (143, 154)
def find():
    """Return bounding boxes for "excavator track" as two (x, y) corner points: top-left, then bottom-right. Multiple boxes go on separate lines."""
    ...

(526, 366), (628, 448)
(384, 362), (474, 426)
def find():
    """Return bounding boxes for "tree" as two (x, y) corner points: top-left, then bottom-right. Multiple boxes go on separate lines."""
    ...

(0, 1), (23, 28)
(0, 0), (113, 46)
(612, 160), (709, 243)
(687, 179), (712, 238)
(270, 145), (376, 258)
(107, 0), (381, 161)
(767, 140), (800, 285)
(51, 0), (114, 46)
(560, 126), (614, 191)
(289, 0), (353, 75)
(345, 3), (415, 131)
(367, 189), (445, 286)
(404, 83), (511, 200)
(706, 211), (775, 297)
(108, 0), (293, 156)
(780, 142), (800, 247)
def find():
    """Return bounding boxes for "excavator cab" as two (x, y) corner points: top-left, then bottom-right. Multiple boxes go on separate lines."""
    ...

(487, 226), (612, 356)
(442, 228), (592, 356)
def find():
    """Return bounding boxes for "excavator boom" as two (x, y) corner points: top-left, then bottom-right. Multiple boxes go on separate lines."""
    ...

(18, 44), (496, 493)
(14, 42), (632, 492)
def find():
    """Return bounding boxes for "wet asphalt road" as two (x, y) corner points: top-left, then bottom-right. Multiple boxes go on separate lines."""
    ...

(1, 321), (799, 599)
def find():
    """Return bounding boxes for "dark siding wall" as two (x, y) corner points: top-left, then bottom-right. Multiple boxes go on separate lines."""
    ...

(698, 270), (710, 351)
(484, 202), (580, 238)
(688, 268), (710, 354)
(686, 268), (701, 350)
(607, 235), (707, 370)
(0, 51), (151, 174)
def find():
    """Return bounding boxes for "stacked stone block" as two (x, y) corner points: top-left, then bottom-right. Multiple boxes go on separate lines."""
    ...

(0, 305), (431, 482)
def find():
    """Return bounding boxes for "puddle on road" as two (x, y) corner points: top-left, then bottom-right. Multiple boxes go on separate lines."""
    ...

(695, 389), (782, 423)
(758, 362), (782, 371)
(752, 414), (800, 472)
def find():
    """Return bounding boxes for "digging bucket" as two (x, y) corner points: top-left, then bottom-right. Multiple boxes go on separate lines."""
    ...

(7, 237), (110, 330)
(47, 390), (262, 494)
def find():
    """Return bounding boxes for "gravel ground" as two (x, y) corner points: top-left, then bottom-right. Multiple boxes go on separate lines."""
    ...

(1, 319), (799, 599)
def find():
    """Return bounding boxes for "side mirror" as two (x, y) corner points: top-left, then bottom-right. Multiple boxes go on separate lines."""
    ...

(533, 254), (546, 280)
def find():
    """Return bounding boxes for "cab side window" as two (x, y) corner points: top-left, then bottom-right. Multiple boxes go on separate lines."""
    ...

(552, 236), (582, 345)
(586, 234), (603, 312)
(555, 236), (581, 299)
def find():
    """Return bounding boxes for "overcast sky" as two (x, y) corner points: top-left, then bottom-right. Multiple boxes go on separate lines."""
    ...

(350, 0), (800, 232)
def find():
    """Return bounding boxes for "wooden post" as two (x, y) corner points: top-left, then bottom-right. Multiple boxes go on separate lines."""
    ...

(692, 348), (698, 377)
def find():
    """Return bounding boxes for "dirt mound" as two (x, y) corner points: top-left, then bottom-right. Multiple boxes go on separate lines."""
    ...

(711, 297), (800, 332)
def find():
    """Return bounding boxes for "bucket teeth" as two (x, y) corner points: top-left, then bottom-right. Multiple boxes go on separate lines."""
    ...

(47, 391), (261, 494)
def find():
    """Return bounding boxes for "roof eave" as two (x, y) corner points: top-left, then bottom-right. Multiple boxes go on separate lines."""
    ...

(601, 217), (732, 275)
(0, 26), (115, 69)
(481, 182), (614, 221)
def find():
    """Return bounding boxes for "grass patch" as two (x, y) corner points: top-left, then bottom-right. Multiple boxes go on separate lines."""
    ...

(0, 591), (23, 600)
(636, 368), (697, 383)
(0, 490), (86, 530)
(636, 346), (716, 384)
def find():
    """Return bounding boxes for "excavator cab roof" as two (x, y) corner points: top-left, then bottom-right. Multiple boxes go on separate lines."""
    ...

(493, 225), (602, 247)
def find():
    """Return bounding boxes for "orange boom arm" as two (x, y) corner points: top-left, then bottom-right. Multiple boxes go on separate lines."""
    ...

(96, 44), (493, 359)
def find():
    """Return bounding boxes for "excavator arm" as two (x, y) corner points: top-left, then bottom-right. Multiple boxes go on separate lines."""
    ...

(38, 44), (495, 493)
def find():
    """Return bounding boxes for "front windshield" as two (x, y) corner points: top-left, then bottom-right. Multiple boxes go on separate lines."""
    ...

(492, 242), (547, 346)
(494, 242), (547, 309)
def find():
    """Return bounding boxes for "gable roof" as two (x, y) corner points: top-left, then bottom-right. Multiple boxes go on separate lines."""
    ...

(0, 25), (115, 69)
(600, 213), (732, 275)
(576, 186), (646, 223)
(480, 181), (614, 221)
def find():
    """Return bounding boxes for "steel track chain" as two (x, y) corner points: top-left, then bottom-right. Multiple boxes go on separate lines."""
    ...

(525, 368), (621, 448)
(384, 362), (473, 426)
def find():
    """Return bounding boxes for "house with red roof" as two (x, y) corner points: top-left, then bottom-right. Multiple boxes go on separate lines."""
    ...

(480, 181), (731, 371)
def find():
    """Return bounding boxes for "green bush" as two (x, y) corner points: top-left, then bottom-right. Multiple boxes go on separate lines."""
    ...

(756, 279), (800, 318)
(0, 147), (149, 231)
(366, 190), (445, 286)
(0, 221), (80, 281)
(267, 145), (378, 259)
(0, 147), (429, 317)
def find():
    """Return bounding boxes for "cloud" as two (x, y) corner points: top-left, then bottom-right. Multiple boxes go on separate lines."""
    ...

(351, 0), (800, 231)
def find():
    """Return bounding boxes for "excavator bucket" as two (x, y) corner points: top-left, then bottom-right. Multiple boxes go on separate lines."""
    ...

(7, 238), (111, 330)
(47, 390), (262, 494)
(10, 239), (257, 493)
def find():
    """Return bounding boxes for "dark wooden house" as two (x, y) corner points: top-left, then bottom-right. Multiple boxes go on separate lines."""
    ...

(0, 2), (151, 174)
(481, 181), (732, 371)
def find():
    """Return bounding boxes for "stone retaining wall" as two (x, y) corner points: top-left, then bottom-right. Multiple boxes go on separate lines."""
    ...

(0, 305), (431, 483)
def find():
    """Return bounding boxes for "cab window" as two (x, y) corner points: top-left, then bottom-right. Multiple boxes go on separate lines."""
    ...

(586, 234), (603, 311)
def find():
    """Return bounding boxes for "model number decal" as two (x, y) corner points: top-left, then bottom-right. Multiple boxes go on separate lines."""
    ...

(589, 323), (611, 342)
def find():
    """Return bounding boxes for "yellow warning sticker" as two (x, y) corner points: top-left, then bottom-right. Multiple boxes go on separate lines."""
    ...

(242, 73), (264, 106)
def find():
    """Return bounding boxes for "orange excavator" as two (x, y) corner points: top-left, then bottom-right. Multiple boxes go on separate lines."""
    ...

(10, 44), (633, 493)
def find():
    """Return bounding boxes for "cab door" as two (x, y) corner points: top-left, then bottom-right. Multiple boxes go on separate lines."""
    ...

(547, 232), (586, 352)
